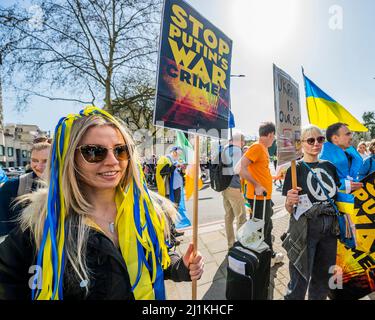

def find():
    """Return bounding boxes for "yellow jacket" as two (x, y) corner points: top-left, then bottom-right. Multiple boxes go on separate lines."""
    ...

(156, 155), (173, 197)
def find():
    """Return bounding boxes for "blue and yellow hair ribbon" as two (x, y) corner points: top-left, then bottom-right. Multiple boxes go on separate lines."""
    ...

(33, 114), (76, 300)
(33, 106), (170, 300)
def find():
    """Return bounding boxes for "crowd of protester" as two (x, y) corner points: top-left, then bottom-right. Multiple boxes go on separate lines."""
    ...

(0, 113), (374, 300)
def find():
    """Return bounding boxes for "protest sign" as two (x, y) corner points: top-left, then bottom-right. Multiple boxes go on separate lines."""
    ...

(154, 0), (232, 137)
(273, 64), (303, 166)
(332, 172), (375, 299)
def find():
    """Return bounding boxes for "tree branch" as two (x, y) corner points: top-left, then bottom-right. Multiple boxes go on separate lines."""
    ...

(14, 87), (93, 104)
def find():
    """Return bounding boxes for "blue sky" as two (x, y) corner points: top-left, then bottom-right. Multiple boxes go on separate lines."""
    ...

(2, 0), (375, 136)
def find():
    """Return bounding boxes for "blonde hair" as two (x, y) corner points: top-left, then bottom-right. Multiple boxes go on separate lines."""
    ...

(31, 136), (52, 154)
(20, 113), (177, 290)
(357, 141), (367, 151)
(301, 125), (323, 141)
(31, 142), (51, 153)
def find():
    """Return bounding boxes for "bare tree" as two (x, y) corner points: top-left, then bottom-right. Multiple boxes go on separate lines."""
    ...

(112, 78), (156, 132)
(0, 0), (162, 117)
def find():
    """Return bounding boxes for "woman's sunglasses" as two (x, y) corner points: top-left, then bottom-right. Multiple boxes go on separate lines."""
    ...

(77, 144), (129, 163)
(302, 136), (326, 146)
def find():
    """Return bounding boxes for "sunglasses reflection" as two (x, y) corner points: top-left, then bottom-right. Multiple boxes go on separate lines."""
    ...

(303, 136), (326, 145)
(77, 144), (129, 163)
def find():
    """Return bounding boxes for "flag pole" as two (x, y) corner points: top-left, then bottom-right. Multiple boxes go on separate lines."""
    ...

(301, 66), (312, 125)
(192, 134), (200, 300)
(289, 66), (301, 198)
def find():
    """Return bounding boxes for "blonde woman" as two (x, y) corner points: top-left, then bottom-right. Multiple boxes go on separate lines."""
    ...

(282, 125), (340, 300)
(0, 107), (203, 300)
(358, 139), (375, 180)
(357, 141), (368, 160)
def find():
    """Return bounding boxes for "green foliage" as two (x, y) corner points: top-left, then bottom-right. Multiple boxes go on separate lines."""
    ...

(362, 111), (375, 139)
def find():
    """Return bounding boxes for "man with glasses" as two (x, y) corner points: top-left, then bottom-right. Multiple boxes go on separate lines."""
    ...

(320, 123), (363, 193)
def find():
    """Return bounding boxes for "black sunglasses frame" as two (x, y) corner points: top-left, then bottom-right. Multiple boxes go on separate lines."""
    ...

(302, 136), (326, 146)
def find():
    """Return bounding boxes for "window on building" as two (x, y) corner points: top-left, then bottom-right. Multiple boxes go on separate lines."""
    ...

(0, 145), (4, 156)
(22, 150), (27, 158)
(7, 147), (14, 157)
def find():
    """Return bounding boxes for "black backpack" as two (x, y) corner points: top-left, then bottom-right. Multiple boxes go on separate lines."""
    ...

(209, 145), (234, 192)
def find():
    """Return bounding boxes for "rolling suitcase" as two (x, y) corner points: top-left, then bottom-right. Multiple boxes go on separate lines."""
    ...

(226, 194), (272, 300)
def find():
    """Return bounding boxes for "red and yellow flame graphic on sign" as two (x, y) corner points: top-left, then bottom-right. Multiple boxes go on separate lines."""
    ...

(332, 173), (375, 299)
(160, 58), (224, 125)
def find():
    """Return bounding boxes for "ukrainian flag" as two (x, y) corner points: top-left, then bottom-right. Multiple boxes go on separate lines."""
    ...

(303, 73), (368, 132)
(175, 131), (203, 200)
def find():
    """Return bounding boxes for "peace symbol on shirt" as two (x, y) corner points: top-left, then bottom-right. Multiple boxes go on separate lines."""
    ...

(306, 168), (336, 201)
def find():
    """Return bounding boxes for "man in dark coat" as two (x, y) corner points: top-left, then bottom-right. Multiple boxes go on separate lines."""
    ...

(0, 139), (50, 240)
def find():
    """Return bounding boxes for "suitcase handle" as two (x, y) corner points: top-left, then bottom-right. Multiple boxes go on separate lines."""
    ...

(251, 192), (267, 222)
(250, 193), (267, 245)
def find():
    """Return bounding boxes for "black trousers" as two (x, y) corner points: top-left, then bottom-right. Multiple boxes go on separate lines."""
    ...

(166, 188), (182, 246)
(167, 187), (181, 206)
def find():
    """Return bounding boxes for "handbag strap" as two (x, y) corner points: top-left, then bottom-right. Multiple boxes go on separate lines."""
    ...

(302, 161), (340, 216)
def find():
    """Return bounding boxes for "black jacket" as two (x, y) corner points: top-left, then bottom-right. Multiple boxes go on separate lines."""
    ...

(0, 172), (39, 237)
(0, 227), (191, 300)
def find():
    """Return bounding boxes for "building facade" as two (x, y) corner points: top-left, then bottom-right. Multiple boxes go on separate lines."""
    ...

(1, 124), (48, 168)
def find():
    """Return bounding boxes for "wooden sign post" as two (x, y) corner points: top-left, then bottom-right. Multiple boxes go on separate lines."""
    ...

(291, 160), (298, 190)
(192, 135), (200, 300)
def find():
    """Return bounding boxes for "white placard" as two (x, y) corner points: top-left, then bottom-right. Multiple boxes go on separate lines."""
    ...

(294, 194), (313, 221)
(228, 256), (246, 276)
(273, 64), (303, 166)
